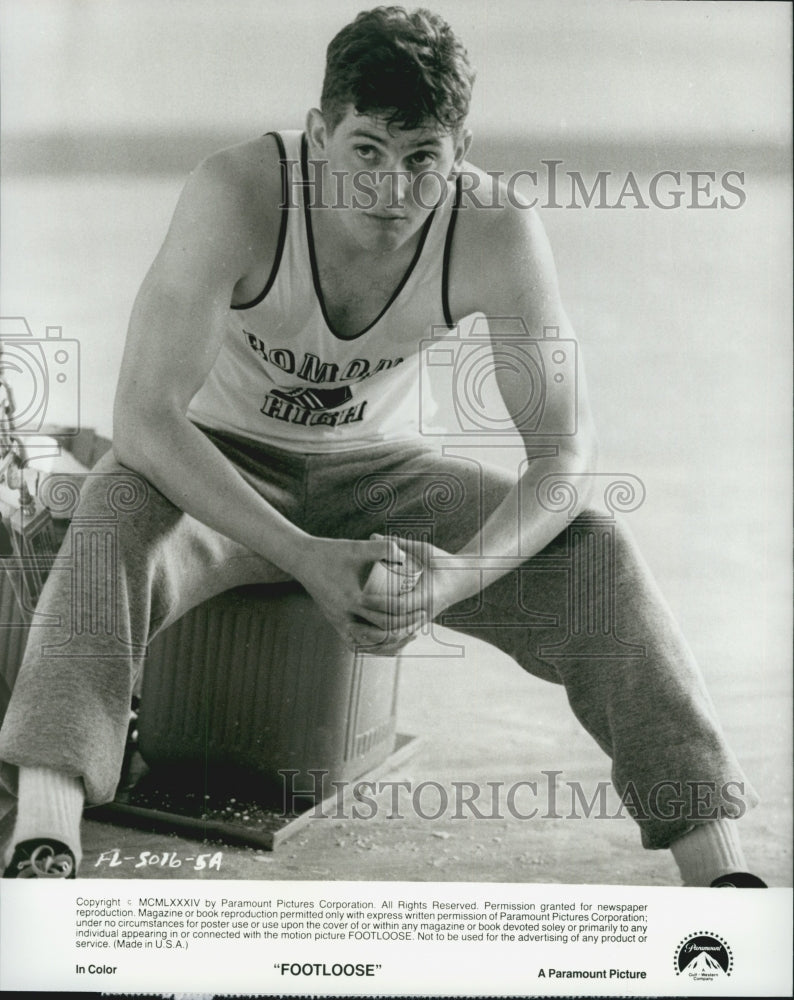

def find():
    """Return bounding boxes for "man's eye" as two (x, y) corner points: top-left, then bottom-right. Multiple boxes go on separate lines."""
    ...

(356, 145), (378, 161)
(409, 152), (436, 169)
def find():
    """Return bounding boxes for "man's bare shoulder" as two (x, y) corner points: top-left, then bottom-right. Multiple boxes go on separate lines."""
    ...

(447, 159), (561, 323)
(151, 133), (287, 295)
(184, 133), (284, 236)
(453, 160), (551, 272)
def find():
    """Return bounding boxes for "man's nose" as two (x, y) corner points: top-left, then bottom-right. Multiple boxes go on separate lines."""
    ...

(375, 168), (411, 209)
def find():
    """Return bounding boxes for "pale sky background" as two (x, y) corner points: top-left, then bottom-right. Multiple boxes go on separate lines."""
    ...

(1, 0), (790, 146)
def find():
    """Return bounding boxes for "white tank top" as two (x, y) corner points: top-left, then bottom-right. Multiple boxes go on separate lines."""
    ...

(187, 130), (461, 452)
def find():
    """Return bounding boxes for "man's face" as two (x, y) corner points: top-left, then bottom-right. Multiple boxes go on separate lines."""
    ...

(306, 105), (470, 253)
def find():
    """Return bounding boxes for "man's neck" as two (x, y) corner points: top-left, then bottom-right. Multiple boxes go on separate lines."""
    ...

(309, 192), (421, 269)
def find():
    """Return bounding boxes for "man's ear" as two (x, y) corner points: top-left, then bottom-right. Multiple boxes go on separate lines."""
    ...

(306, 108), (329, 154)
(450, 128), (473, 177)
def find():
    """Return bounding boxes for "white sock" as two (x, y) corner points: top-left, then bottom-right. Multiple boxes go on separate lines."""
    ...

(670, 820), (747, 886)
(6, 766), (84, 869)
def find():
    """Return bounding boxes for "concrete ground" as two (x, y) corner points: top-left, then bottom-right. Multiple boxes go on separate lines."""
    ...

(77, 628), (790, 886)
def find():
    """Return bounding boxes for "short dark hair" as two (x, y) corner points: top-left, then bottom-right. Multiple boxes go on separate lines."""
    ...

(320, 6), (475, 134)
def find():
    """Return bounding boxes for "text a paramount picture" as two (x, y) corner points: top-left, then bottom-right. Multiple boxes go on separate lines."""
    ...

(0, 0), (791, 996)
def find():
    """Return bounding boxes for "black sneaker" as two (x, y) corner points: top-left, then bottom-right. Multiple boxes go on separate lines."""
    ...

(710, 871), (767, 888)
(3, 839), (76, 878)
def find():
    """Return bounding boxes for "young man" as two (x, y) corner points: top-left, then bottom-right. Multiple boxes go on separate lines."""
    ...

(0, 6), (764, 885)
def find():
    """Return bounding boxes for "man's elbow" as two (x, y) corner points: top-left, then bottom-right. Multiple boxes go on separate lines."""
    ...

(112, 421), (152, 478)
(566, 426), (599, 512)
(112, 397), (169, 478)
(112, 436), (148, 477)
(539, 424), (598, 512)
(577, 423), (599, 475)
(550, 420), (597, 473)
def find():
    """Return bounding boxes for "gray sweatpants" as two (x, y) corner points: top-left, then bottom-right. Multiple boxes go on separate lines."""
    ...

(0, 428), (758, 849)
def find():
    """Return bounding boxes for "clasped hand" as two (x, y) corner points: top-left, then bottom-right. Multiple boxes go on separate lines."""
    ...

(295, 533), (459, 656)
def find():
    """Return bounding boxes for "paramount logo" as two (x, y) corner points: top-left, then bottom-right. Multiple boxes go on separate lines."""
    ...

(675, 933), (733, 980)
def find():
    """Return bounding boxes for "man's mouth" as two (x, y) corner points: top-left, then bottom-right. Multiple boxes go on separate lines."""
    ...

(365, 213), (408, 222)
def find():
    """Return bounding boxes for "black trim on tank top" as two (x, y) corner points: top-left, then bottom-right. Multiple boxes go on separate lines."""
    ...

(300, 132), (439, 342)
(441, 174), (463, 329)
(231, 131), (290, 311)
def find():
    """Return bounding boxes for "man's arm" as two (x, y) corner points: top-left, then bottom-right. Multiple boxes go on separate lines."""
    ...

(399, 194), (598, 614)
(113, 139), (420, 648)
